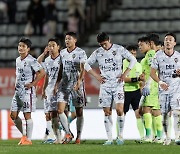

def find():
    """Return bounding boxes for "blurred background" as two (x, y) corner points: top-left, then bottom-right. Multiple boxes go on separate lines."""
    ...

(0, 0), (179, 140)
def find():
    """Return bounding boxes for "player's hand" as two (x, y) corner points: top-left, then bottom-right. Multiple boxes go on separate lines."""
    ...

(96, 75), (106, 84)
(42, 90), (47, 99)
(118, 74), (125, 82)
(43, 46), (49, 55)
(142, 86), (150, 96)
(74, 80), (81, 91)
(159, 81), (169, 91)
(176, 69), (180, 76)
(24, 82), (34, 89)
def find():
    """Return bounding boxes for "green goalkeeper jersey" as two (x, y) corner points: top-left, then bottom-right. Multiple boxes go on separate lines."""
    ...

(123, 59), (142, 92)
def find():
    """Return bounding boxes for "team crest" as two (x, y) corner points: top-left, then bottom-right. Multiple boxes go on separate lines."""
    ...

(112, 51), (116, 56)
(174, 58), (178, 63)
(72, 54), (76, 59)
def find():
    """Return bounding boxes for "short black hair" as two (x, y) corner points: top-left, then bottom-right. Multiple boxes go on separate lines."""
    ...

(97, 32), (109, 43)
(126, 45), (138, 51)
(65, 32), (77, 39)
(138, 36), (149, 43)
(157, 40), (164, 46)
(146, 33), (159, 46)
(19, 37), (32, 48)
(48, 38), (61, 46)
(165, 32), (176, 42)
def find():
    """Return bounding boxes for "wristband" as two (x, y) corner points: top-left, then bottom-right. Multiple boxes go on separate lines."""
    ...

(131, 78), (138, 82)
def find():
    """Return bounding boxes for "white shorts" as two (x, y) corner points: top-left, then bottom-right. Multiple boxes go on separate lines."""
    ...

(44, 94), (58, 113)
(98, 83), (124, 108)
(11, 93), (36, 112)
(159, 79), (180, 113)
(57, 87), (86, 108)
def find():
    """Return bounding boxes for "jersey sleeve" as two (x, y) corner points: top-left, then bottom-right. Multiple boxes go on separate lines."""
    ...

(151, 54), (159, 70)
(80, 50), (87, 64)
(30, 58), (43, 72)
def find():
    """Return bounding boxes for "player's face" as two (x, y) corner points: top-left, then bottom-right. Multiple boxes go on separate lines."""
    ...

(18, 42), (29, 55)
(138, 41), (150, 54)
(130, 50), (137, 57)
(48, 41), (59, 55)
(65, 35), (77, 48)
(99, 40), (111, 50)
(164, 35), (176, 50)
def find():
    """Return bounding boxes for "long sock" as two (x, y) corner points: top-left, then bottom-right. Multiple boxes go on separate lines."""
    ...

(143, 113), (152, 137)
(26, 119), (33, 140)
(136, 118), (145, 139)
(117, 115), (125, 138)
(173, 110), (180, 140)
(59, 113), (70, 134)
(46, 120), (55, 139)
(167, 115), (172, 138)
(68, 115), (76, 123)
(76, 116), (84, 139)
(108, 115), (113, 125)
(52, 117), (61, 141)
(154, 115), (163, 138)
(13, 117), (25, 136)
(162, 113), (169, 139)
(152, 116), (157, 137)
(104, 116), (112, 141)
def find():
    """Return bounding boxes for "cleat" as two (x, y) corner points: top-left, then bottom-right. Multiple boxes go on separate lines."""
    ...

(153, 137), (163, 144)
(143, 136), (152, 143)
(103, 140), (113, 145)
(75, 138), (80, 144)
(163, 138), (171, 145)
(18, 136), (27, 145)
(175, 140), (180, 145)
(42, 139), (56, 144)
(20, 139), (32, 145)
(135, 138), (144, 144)
(62, 134), (73, 144)
(116, 137), (124, 145)
(53, 139), (63, 144)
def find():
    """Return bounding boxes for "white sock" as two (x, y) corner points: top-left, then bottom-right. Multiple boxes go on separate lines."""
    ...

(59, 113), (70, 134)
(162, 113), (170, 139)
(117, 115), (125, 138)
(108, 115), (113, 125)
(104, 116), (112, 141)
(13, 117), (25, 136)
(52, 118), (61, 141)
(26, 119), (33, 140)
(46, 120), (54, 139)
(76, 116), (84, 139)
(173, 110), (180, 140)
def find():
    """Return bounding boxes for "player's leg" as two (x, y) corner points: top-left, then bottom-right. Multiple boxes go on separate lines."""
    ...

(68, 99), (76, 123)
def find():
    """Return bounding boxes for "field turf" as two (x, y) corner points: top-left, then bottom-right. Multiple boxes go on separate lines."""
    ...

(0, 140), (179, 154)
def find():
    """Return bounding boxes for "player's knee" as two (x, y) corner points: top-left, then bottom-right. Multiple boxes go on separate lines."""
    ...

(10, 113), (16, 120)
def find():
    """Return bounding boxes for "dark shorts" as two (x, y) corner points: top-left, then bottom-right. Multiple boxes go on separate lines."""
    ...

(124, 89), (141, 114)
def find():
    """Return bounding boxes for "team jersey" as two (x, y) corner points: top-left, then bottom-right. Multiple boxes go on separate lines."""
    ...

(43, 54), (61, 96)
(151, 50), (180, 93)
(141, 49), (155, 80)
(86, 44), (137, 88)
(60, 47), (87, 89)
(123, 59), (142, 91)
(15, 54), (42, 95)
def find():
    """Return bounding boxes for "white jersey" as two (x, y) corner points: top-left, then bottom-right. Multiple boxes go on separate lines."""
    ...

(151, 50), (180, 93)
(44, 55), (61, 96)
(15, 54), (42, 95)
(60, 47), (87, 89)
(85, 44), (137, 87)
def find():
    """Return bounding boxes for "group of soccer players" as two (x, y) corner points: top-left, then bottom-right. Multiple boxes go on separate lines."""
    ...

(10, 31), (180, 146)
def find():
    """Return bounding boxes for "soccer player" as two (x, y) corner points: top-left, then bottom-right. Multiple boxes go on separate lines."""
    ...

(138, 36), (158, 142)
(123, 45), (145, 142)
(146, 33), (163, 143)
(56, 32), (87, 144)
(150, 32), (180, 145)
(84, 32), (137, 145)
(10, 38), (45, 145)
(41, 38), (63, 144)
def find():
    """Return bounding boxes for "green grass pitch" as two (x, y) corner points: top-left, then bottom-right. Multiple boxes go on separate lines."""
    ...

(0, 140), (179, 154)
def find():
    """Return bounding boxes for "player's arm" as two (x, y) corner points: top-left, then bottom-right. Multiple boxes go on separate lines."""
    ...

(42, 74), (48, 98)
(74, 63), (85, 91)
(150, 67), (168, 91)
(37, 46), (48, 63)
(25, 68), (45, 89)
